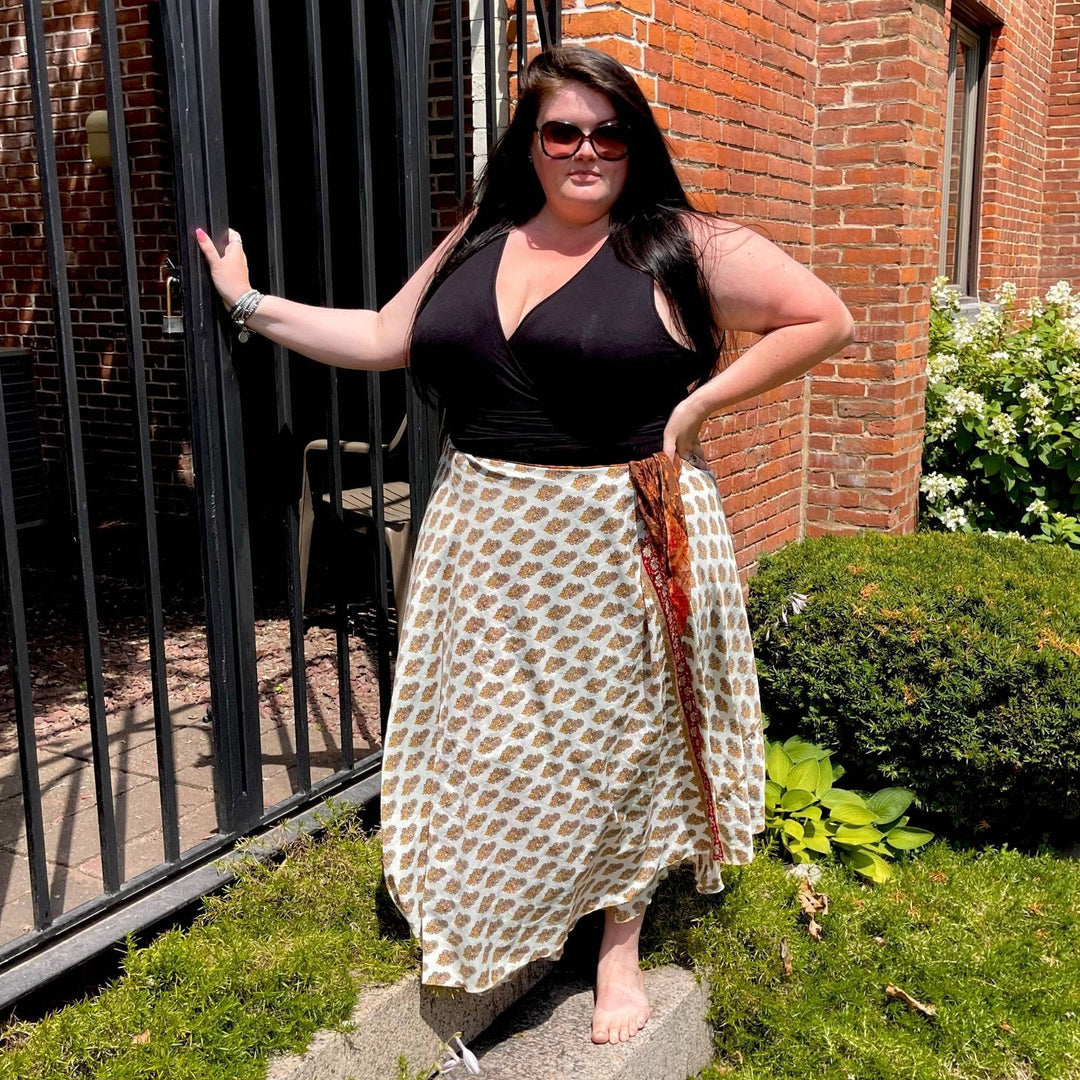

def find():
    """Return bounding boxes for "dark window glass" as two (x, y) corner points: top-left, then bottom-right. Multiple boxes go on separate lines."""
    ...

(939, 21), (987, 297)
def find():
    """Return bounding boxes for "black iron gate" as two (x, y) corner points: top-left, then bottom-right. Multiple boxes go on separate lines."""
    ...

(0, 0), (559, 1010)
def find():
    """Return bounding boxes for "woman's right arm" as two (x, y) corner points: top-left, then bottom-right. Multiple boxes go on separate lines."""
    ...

(194, 213), (474, 371)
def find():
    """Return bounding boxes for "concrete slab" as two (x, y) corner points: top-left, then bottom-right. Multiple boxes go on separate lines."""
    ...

(0, 702), (382, 952)
(0, 744), (87, 805)
(0, 763), (179, 852)
(0, 864), (110, 944)
(70, 800), (221, 884)
(265, 960), (555, 1080)
(471, 966), (714, 1080)
(0, 774), (161, 861)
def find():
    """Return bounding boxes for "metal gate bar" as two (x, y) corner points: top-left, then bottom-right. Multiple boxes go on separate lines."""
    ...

(21, 0), (120, 896)
(303, 0), (356, 771)
(348, 0), (396, 734)
(0, 377), (49, 931)
(389, 0), (442, 526)
(251, 0), (313, 794)
(451, 0), (467, 207)
(99, 0), (181, 866)
(162, 0), (265, 834)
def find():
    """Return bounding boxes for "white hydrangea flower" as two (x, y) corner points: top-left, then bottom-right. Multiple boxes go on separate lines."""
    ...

(1021, 345), (1043, 364)
(986, 412), (1017, 447)
(937, 505), (969, 531)
(1019, 382), (1049, 408)
(925, 415), (957, 441)
(1026, 498), (1049, 516)
(993, 281), (1017, 306)
(1027, 411), (1051, 435)
(975, 304), (1002, 334)
(931, 276), (959, 311)
(1060, 315), (1080, 349)
(920, 472), (967, 501)
(943, 386), (987, 418)
(926, 352), (959, 381)
(952, 318), (976, 348)
(1045, 280), (1072, 306)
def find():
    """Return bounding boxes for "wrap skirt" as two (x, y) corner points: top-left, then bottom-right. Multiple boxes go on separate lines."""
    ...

(380, 445), (766, 992)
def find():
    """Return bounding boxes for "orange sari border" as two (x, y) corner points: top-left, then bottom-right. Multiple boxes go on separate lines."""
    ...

(629, 452), (725, 863)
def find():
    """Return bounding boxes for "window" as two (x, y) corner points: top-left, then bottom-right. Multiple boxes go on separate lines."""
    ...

(939, 11), (991, 298)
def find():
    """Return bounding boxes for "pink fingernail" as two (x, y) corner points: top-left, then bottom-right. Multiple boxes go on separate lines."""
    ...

(195, 227), (206, 239)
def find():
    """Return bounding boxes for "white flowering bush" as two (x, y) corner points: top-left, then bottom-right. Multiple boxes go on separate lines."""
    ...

(921, 277), (1080, 549)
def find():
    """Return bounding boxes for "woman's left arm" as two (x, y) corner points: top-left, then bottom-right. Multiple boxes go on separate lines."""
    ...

(663, 218), (856, 461)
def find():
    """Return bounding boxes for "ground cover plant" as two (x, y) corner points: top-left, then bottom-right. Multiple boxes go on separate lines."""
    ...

(0, 804), (416, 1080)
(642, 840), (1080, 1080)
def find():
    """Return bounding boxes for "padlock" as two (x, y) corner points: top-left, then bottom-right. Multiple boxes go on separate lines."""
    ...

(164, 274), (183, 334)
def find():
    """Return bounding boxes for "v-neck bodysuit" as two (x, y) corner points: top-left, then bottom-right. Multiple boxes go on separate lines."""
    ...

(408, 230), (703, 465)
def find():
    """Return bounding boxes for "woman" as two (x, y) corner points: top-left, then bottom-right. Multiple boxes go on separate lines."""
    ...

(196, 45), (853, 1046)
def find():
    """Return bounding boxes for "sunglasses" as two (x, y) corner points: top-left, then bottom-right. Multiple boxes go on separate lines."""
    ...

(535, 120), (631, 161)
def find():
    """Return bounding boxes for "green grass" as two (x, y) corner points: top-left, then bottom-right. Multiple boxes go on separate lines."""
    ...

(642, 837), (1080, 1080)
(3, 802), (1077, 1080)
(0, 802), (417, 1080)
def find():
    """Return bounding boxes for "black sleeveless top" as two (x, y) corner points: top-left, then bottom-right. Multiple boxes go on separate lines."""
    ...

(409, 230), (703, 465)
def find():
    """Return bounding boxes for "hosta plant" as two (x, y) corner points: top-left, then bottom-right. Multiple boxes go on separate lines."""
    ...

(764, 734), (934, 883)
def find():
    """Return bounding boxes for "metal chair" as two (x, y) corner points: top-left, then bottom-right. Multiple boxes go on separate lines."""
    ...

(298, 416), (412, 617)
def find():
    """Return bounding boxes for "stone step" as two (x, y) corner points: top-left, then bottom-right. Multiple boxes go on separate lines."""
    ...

(469, 965), (713, 1080)
(265, 959), (554, 1080)
(264, 944), (714, 1080)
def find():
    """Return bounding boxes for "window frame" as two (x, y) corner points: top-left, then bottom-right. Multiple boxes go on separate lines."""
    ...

(938, 11), (991, 300)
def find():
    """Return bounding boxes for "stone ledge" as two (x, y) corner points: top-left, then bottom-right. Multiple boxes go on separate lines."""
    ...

(470, 965), (713, 1080)
(265, 959), (554, 1080)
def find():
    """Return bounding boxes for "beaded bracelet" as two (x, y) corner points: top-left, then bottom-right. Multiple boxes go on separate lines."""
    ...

(229, 289), (264, 342)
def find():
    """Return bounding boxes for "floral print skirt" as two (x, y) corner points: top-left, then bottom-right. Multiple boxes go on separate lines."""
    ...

(380, 445), (766, 993)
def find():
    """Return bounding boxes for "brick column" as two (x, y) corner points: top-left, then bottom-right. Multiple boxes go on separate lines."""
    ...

(804, 1), (948, 534)
(1039, 0), (1080, 290)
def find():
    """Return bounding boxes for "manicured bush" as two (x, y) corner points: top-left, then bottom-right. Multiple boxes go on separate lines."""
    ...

(745, 531), (1080, 848)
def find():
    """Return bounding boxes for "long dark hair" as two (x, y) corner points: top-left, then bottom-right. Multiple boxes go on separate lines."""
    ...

(407, 45), (735, 399)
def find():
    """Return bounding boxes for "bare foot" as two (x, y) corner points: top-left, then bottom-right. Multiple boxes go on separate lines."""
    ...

(592, 956), (650, 1044)
(591, 910), (651, 1045)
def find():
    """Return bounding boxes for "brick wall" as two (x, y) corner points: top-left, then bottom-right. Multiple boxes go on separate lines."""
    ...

(804, 0), (947, 538)
(0, 0), (193, 519)
(1038, 0), (1080, 290)
(976, 0), (1056, 301)
(559, 0), (1074, 571)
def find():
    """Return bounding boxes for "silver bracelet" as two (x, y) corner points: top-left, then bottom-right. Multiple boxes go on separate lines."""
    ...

(229, 289), (264, 342)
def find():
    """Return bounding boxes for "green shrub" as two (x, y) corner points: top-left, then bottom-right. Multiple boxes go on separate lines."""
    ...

(921, 276), (1080, 546)
(746, 531), (1080, 848)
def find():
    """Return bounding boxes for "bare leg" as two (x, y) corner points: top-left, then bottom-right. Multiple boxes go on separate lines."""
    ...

(591, 909), (651, 1045)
